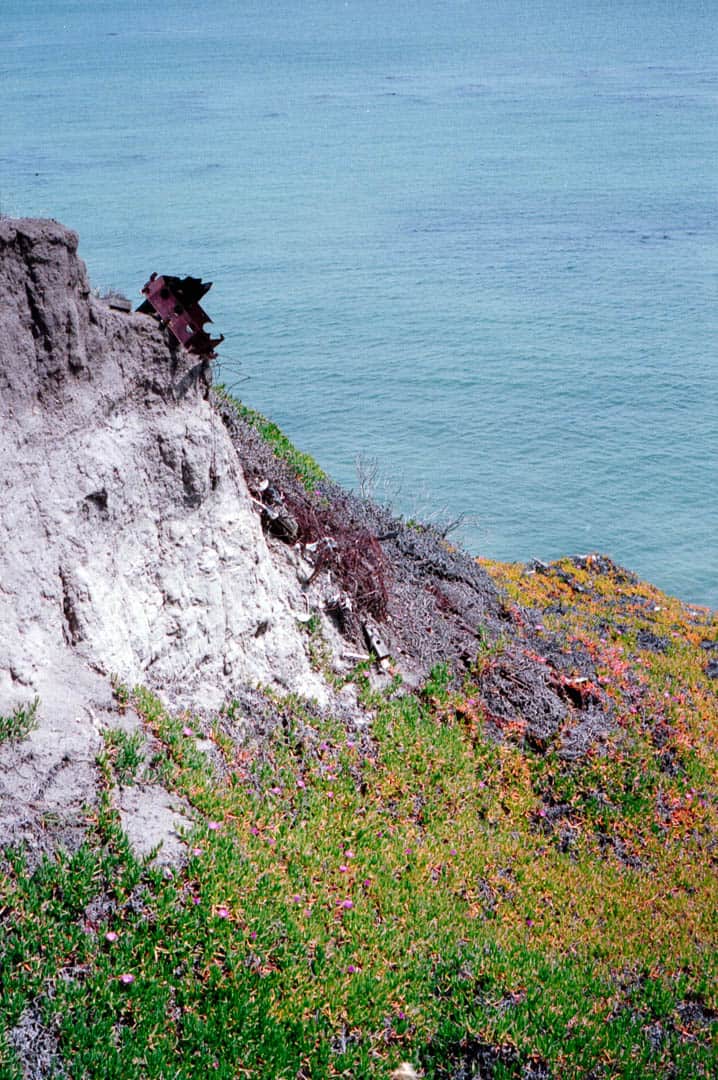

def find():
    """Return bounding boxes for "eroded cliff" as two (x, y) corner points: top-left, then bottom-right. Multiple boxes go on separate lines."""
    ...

(0, 218), (326, 852)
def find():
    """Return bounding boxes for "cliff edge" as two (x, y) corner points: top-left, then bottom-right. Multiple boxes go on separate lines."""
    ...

(0, 218), (326, 853)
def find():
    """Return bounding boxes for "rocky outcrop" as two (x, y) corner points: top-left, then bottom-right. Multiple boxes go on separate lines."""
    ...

(0, 218), (325, 851)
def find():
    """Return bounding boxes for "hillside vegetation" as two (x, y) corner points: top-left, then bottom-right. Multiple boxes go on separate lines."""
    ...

(2, 412), (716, 1080)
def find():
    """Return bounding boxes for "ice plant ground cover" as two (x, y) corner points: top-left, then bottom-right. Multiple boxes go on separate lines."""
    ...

(1, 561), (717, 1077)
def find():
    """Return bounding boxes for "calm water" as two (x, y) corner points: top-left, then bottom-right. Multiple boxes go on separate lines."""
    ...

(4, 1), (717, 606)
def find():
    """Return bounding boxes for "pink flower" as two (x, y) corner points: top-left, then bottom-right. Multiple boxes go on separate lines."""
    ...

(326, 791), (334, 799)
(344, 849), (355, 858)
(249, 931), (257, 940)
(339, 865), (348, 873)
(346, 964), (357, 973)
(182, 726), (193, 737)
(192, 896), (201, 905)
(118, 973), (135, 985)
(105, 931), (118, 943)
(207, 821), (221, 831)
(292, 894), (302, 903)
(270, 786), (282, 795)
(192, 847), (203, 856)
(297, 779), (306, 789)
(341, 899), (353, 910)
(250, 826), (260, 835)
(216, 906), (229, 919)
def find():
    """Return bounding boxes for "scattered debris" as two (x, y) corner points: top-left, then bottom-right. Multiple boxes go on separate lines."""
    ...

(255, 479), (300, 542)
(363, 621), (392, 670)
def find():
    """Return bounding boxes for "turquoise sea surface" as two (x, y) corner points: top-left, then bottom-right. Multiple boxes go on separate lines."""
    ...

(3, 1), (717, 606)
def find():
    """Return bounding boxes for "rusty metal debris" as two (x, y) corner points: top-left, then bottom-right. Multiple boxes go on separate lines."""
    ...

(138, 273), (224, 359)
(363, 621), (392, 670)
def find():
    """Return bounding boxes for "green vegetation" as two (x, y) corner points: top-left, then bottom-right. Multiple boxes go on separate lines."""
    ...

(102, 728), (146, 785)
(215, 385), (327, 492)
(1, 556), (717, 1079)
(0, 697), (38, 745)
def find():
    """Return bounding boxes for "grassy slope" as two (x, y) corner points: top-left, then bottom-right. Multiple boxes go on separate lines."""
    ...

(1, 417), (716, 1079)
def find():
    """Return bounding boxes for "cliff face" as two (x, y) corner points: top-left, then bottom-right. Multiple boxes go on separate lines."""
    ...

(0, 217), (324, 703)
(0, 218), (325, 850)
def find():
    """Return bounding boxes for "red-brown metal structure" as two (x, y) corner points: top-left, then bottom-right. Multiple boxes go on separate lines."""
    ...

(138, 273), (224, 359)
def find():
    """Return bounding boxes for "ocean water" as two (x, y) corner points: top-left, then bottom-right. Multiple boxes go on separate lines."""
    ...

(3, 1), (717, 607)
